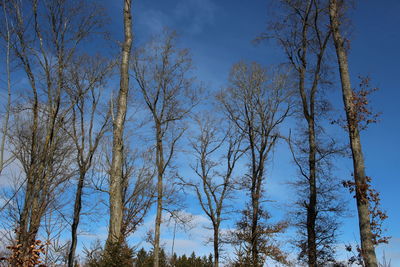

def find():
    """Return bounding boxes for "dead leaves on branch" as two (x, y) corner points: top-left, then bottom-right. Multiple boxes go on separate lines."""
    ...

(332, 76), (381, 132)
(342, 176), (390, 246)
(0, 238), (47, 267)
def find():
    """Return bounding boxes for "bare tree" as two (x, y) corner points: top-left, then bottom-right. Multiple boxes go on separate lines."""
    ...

(9, 105), (75, 265)
(184, 114), (243, 267)
(106, 0), (133, 248)
(218, 62), (293, 266)
(328, 1), (379, 266)
(0, 0), (13, 175)
(287, 129), (345, 266)
(92, 134), (155, 260)
(120, 147), (155, 238)
(41, 208), (70, 266)
(65, 54), (112, 267)
(3, 0), (104, 262)
(264, 0), (346, 265)
(132, 31), (199, 267)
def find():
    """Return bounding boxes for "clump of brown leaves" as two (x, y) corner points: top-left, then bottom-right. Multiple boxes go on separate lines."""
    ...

(342, 176), (390, 246)
(0, 238), (47, 267)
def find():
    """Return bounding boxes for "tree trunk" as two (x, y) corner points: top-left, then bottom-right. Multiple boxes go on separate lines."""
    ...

(153, 124), (164, 267)
(300, 60), (317, 267)
(68, 171), (85, 267)
(0, 0), (11, 175)
(213, 224), (219, 267)
(329, 1), (378, 266)
(306, 117), (317, 267)
(251, 168), (262, 267)
(251, 194), (259, 266)
(18, 75), (39, 263)
(106, 0), (132, 247)
(17, 187), (43, 264)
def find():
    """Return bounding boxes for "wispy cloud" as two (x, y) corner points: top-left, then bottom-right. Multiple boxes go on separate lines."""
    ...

(138, 9), (172, 36)
(173, 0), (217, 34)
(137, 0), (217, 36)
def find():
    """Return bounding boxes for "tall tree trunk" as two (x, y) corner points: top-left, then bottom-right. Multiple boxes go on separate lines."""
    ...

(153, 124), (164, 267)
(213, 224), (219, 267)
(17, 184), (44, 264)
(300, 59), (317, 267)
(329, 1), (378, 266)
(107, 0), (132, 246)
(0, 0), (11, 175)
(251, 193), (260, 266)
(306, 117), (317, 267)
(68, 171), (85, 267)
(251, 166), (262, 266)
(18, 69), (39, 264)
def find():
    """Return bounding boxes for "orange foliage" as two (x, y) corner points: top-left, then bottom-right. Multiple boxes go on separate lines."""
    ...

(0, 237), (47, 267)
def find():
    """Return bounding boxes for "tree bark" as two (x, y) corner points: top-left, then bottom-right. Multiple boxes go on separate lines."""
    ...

(329, 1), (378, 266)
(0, 0), (11, 175)
(153, 124), (164, 267)
(251, 189), (260, 266)
(299, 34), (318, 267)
(306, 117), (317, 267)
(250, 152), (263, 267)
(213, 224), (219, 267)
(107, 0), (132, 246)
(68, 171), (85, 267)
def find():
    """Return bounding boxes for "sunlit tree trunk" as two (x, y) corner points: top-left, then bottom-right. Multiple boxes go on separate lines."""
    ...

(329, 1), (378, 266)
(107, 0), (133, 246)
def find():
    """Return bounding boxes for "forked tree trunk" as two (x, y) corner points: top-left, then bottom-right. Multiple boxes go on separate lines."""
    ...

(107, 0), (133, 247)
(17, 65), (40, 265)
(329, 1), (378, 266)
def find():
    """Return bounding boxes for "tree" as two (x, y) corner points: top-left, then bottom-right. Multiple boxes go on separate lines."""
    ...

(0, 0), (13, 176)
(65, 54), (113, 267)
(132, 31), (199, 267)
(265, 0), (345, 265)
(92, 136), (155, 265)
(3, 0), (103, 262)
(328, 1), (381, 266)
(133, 248), (213, 267)
(106, 0), (133, 248)
(185, 114), (243, 267)
(218, 62), (293, 266)
(120, 145), (156, 238)
(135, 248), (152, 267)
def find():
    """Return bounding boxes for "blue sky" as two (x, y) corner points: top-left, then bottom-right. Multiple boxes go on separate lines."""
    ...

(92, 0), (400, 264)
(1, 0), (399, 265)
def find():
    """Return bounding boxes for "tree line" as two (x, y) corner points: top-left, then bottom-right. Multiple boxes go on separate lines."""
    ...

(0, 0), (389, 267)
